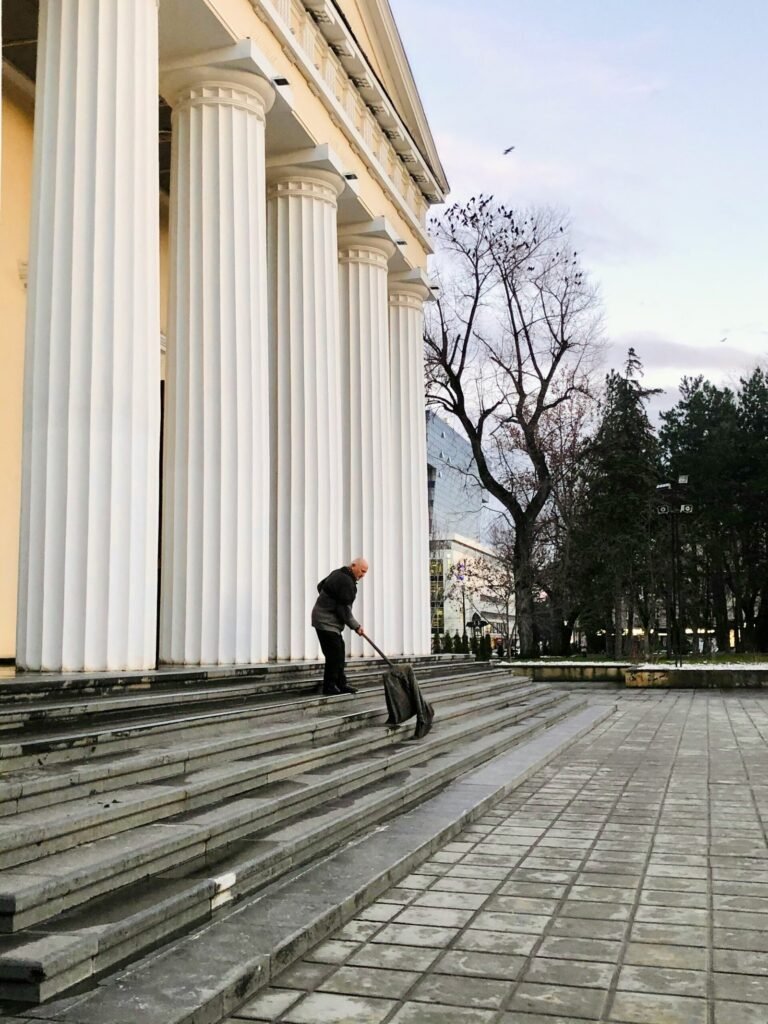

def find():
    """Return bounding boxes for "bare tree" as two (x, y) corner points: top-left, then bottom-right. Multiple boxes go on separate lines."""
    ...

(424, 197), (602, 657)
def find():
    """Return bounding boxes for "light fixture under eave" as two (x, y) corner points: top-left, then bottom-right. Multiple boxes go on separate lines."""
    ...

(273, 77), (290, 86)
(344, 173), (358, 180)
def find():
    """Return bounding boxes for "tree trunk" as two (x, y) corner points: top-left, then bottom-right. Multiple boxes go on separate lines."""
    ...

(756, 586), (768, 652)
(514, 526), (537, 658)
(613, 593), (623, 660)
(626, 602), (635, 659)
(562, 615), (576, 654)
(710, 559), (729, 651)
(741, 594), (758, 652)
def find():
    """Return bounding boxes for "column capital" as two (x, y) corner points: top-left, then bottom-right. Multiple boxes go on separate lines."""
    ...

(160, 66), (275, 119)
(266, 165), (345, 206)
(338, 233), (396, 268)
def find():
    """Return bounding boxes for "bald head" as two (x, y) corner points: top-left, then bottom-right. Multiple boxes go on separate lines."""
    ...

(349, 557), (368, 580)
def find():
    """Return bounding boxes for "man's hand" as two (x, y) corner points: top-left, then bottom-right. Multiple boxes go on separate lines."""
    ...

(357, 626), (365, 636)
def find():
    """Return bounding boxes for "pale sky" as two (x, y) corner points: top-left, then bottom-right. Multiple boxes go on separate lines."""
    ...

(391, 0), (768, 404)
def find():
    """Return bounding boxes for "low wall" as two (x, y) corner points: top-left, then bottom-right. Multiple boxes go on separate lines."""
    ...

(625, 667), (768, 688)
(516, 661), (768, 689)
(527, 663), (627, 684)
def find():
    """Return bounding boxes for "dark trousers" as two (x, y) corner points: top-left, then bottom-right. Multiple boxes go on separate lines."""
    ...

(315, 629), (348, 693)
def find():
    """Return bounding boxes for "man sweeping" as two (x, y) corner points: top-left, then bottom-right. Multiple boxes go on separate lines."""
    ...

(312, 558), (367, 696)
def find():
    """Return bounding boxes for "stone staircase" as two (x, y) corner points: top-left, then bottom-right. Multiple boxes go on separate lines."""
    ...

(0, 657), (593, 1012)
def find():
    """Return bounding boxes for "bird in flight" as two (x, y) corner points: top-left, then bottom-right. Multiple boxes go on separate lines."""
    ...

(503, 145), (515, 154)
(719, 337), (727, 343)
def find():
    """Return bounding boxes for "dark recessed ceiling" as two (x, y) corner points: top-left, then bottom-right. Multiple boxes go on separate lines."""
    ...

(3, 0), (172, 192)
(2, 0), (38, 81)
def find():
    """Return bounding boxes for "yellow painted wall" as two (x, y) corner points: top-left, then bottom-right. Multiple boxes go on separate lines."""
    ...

(0, 85), (33, 660)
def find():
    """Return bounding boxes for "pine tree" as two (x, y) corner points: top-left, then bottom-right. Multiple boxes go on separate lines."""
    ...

(660, 369), (768, 652)
(575, 349), (660, 657)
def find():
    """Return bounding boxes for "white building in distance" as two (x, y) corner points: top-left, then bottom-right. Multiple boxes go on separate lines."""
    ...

(426, 411), (513, 641)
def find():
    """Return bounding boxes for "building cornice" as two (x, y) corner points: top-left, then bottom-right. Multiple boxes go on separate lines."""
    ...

(249, 0), (445, 229)
(331, 0), (448, 195)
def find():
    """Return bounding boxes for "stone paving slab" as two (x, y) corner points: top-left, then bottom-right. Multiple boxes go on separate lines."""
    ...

(222, 692), (768, 1023)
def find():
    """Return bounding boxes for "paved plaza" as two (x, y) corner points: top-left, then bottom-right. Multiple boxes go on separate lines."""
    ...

(225, 691), (768, 1024)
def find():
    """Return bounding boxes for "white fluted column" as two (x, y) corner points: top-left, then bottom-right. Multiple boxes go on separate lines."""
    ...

(159, 69), (274, 665)
(338, 235), (396, 656)
(389, 279), (432, 655)
(16, 0), (160, 671)
(267, 167), (345, 660)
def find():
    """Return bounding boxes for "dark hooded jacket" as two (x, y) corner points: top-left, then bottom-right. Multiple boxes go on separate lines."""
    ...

(311, 566), (361, 633)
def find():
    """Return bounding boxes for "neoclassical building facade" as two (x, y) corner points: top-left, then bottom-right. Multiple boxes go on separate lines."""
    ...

(0, 0), (447, 671)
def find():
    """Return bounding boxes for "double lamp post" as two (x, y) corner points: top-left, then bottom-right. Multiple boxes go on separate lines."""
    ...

(655, 476), (694, 667)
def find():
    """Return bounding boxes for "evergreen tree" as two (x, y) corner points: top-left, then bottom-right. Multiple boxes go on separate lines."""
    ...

(659, 376), (738, 650)
(575, 350), (660, 657)
(660, 369), (768, 651)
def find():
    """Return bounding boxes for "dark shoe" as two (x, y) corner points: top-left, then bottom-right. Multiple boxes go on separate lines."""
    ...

(336, 684), (358, 694)
(322, 685), (341, 696)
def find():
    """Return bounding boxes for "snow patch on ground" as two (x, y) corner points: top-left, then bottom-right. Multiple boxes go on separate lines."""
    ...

(635, 662), (768, 671)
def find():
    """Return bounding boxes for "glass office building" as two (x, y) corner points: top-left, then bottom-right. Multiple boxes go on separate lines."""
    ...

(426, 412), (512, 640)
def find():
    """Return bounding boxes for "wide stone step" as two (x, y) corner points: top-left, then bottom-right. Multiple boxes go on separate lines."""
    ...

(56, 703), (611, 1024)
(0, 655), (476, 708)
(0, 658), (491, 732)
(0, 680), (549, 875)
(0, 665), (515, 772)
(0, 673), (532, 814)
(0, 692), (583, 1005)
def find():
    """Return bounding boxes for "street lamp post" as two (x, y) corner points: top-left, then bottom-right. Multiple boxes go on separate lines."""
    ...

(457, 560), (467, 642)
(656, 476), (694, 667)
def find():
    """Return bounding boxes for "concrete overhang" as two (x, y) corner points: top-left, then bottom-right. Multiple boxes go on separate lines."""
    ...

(390, 267), (438, 296)
(265, 143), (382, 229)
(339, 216), (414, 272)
(160, 38), (315, 158)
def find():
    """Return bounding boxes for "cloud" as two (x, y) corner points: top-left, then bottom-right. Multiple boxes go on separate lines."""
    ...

(419, 6), (669, 107)
(602, 332), (765, 425)
(555, 60), (668, 103)
(433, 131), (574, 202)
(608, 330), (762, 386)
(572, 205), (661, 266)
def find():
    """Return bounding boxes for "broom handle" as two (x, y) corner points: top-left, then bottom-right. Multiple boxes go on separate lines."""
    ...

(359, 630), (396, 670)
